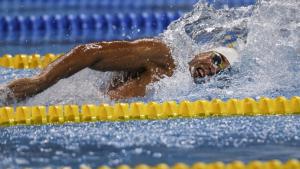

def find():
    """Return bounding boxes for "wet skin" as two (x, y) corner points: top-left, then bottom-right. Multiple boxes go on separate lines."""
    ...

(2, 39), (230, 102)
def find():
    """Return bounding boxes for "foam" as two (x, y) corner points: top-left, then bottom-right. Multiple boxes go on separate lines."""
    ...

(151, 0), (299, 101)
(0, 86), (11, 106)
(24, 68), (113, 106)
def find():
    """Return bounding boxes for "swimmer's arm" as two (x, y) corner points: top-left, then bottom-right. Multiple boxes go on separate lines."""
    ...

(39, 39), (171, 85)
(5, 44), (104, 100)
(6, 39), (171, 100)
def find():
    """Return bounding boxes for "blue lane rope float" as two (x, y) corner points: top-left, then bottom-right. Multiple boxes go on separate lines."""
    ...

(0, 96), (299, 127)
(0, 12), (182, 44)
(0, 0), (197, 11)
(0, 0), (257, 12)
(0, 31), (241, 69)
(0, 0), (259, 44)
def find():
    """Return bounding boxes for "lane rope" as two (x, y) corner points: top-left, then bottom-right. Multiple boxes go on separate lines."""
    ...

(0, 96), (299, 127)
(97, 160), (300, 169)
(0, 0), (256, 13)
(0, 12), (181, 44)
(0, 36), (239, 69)
(0, 0), (257, 44)
(0, 0), (197, 11)
(34, 159), (300, 169)
(96, 160), (300, 169)
(0, 53), (61, 69)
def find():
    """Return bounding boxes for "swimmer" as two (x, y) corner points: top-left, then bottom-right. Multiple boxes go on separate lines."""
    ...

(0, 39), (239, 103)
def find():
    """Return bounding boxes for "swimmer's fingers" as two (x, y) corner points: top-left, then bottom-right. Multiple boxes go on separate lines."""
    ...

(7, 78), (41, 100)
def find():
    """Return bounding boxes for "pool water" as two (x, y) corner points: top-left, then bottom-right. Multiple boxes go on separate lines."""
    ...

(0, 0), (299, 168)
(1, 0), (298, 106)
(1, 116), (300, 168)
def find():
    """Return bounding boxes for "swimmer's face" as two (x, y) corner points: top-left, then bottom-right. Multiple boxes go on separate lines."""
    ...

(188, 51), (230, 79)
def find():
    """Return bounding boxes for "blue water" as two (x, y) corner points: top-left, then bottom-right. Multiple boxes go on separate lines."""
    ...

(0, 0), (300, 168)
(1, 116), (300, 168)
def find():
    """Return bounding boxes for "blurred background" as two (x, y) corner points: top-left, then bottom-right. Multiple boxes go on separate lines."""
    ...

(0, 0), (193, 54)
(0, 0), (255, 54)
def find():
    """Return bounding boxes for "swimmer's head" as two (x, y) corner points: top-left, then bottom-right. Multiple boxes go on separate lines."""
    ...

(188, 47), (239, 80)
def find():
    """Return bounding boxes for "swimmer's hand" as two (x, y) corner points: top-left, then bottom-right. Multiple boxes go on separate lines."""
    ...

(6, 77), (44, 101)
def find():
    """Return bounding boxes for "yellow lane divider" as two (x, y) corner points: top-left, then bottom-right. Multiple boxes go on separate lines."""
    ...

(0, 96), (299, 127)
(0, 54), (62, 69)
(98, 160), (300, 169)
(0, 41), (236, 69)
(50, 159), (300, 169)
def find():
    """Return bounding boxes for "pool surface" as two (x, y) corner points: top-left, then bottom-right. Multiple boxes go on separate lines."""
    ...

(1, 116), (300, 168)
(0, 0), (299, 168)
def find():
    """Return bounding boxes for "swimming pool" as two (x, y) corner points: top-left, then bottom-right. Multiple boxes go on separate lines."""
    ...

(0, 0), (299, 168)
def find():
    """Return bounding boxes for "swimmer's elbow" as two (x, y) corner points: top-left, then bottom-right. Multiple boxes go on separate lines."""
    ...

(68, 44), (89, 61)
(72, 43), (99, 55)
(70, 43), (104, 65)
(72, 44), (86, 53)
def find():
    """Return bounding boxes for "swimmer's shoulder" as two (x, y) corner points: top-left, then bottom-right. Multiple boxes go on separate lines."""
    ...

(130, 38), (171, 54)
(133, 38), (166, 45)
(129, 38), (174, 70)
(94, 38), (167, 51)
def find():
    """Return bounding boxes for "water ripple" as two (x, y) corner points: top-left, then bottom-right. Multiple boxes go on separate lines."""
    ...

(0, 116), (300, 168)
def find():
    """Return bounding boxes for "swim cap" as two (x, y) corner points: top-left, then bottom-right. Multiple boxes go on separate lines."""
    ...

(213, 47), (240, 65)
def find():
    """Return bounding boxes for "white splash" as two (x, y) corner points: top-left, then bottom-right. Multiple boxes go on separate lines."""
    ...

(24, 69), (113, 106)
(149, 0), (300, 101)
(0, 86), (12, 105)
(10, 0), (300, 105)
